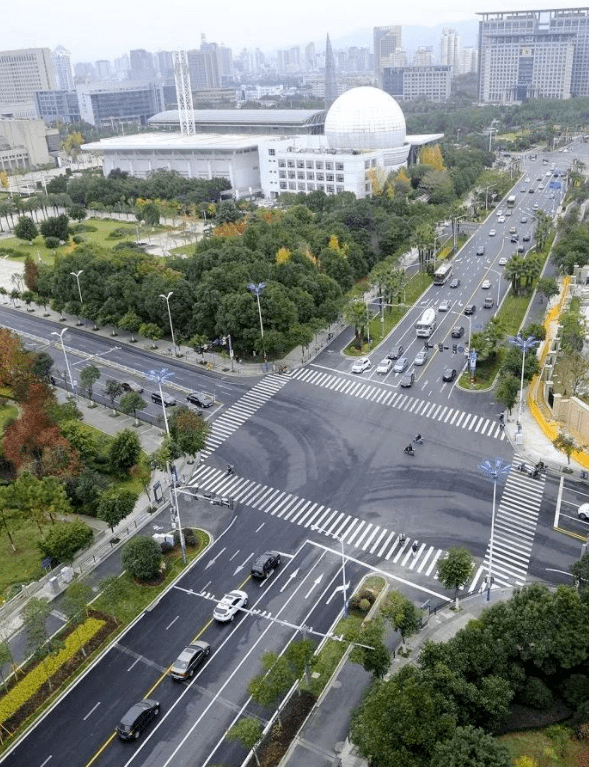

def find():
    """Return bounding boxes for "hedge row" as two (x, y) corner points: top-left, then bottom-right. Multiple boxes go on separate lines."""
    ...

(0, 617), (104, 724)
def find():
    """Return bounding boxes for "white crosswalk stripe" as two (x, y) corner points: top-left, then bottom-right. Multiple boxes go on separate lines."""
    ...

(289, 366), (505, 440)
(188, 465), (445, 575)
(469, 457), (545, 593)
(201, 375), (289, 457)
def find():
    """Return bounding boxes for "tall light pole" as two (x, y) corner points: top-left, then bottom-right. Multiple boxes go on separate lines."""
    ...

(247, 282), (266, 368)
(159, 291), (177, 357)
(508, 334), (540, 433)
(145, 366), (186, 562)
(311, 525), (348, 616)
(70, 269), (84, 325)
(478, 457), (511, 600)
(51, 328), (74, 393)
(484, 265), (502, 309)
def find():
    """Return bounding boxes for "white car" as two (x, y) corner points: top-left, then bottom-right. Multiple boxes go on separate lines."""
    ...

(498, 257), (507, 266)
(525, 177), (530, 182)
(438, 299), (451, 312)
(414, 350), (428, 366)
(351, 357), (371, 374)
(497, 216), (506, 223)
(489, 229), (497, 236)
(538, 184), (544, 190)
(213, 590), (248, 622)
(376, 358), (392, 374)
(533, 202), (539, 209)
(481, 280), (492, 289)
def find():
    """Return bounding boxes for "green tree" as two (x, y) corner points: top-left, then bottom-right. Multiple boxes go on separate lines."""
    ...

(344, 300), (370, 349)
(226, 717), (263, 766)
(495, 374), (520, 414)
(248, 652), (295, 725)
(121, 536), (162, 581)
(108, 428), (141, 475)
(38, 519), (93, 563)
(66, 203), (87, 222)
(571, 552), (589, 589)
(98, 574), (127, 605)
(14, 215), (38, 242)
(104, 379), (123, 411)
(381, 590), (422, 647)
(430, 725), (512, 767)
(536, 277), (559, 303)
(0, 639), (14, 690)
(40, 214), (70, 242)
(349, 615), (391, 678)
(79, 363), (100, 401)
(139, 322), (163, 347)
(169, 405), (210, 460)
(97, 488), (138, 532)
(437, 547), (474, 607)
(119, 391), (146, 426)
(553, 430), (577, 465)
(62, 580), (93, 657)
(62, 131), (84, 161)
(23, 597), (51, 659)
(32, 351), (54, 381)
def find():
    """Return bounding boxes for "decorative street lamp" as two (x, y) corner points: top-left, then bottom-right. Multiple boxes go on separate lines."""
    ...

(145, 366), (185, 563)
(508, 334), (540, 433)
(70, 269), (84, 326)
(247, 282), (266, 368)
(51, 328), (75, 393)
(311, 525), (349, 616)
(159, 291), (177, 357)
(478, 457), (512, 600)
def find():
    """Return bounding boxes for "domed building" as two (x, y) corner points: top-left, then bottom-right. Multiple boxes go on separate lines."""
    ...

(325, 86), (406, 150)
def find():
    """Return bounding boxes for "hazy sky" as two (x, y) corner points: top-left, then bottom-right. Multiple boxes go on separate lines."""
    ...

(3, 0), (583, 62)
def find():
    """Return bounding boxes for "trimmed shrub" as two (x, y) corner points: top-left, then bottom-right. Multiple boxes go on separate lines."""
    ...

(520, 677), (554, 710)
(160, 541), (173, 554)
(121, 536), (162, 581)
(38, 520), (93, 563)
(72, 235), (84, 244)
(44, 236), (60, 249)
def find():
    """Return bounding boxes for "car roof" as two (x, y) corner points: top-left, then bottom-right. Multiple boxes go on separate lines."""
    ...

(120, 699), (157, 724)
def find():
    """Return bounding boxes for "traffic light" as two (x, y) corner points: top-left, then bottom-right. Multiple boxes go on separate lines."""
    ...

(452, 344), (458, 354)
(437, 343), (443, 352)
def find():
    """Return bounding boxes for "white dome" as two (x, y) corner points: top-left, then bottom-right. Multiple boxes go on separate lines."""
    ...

(325, 86), (406, 151)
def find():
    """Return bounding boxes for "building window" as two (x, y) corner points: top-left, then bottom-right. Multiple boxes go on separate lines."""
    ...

(289, 182), (296, 190)
(317, 173), (324, 181)
(325, 162), (333, 170)
(280, 181), (287, 189)
(336, 174), (344, 182)
(316, 161), (323, 169)
(326, 185), (334, 193)
(371, 158), (376, 167)
(288, 171), (296, 179)
(268, 148), (275, 156)
(297, 171), (304, 179)
(336, 185), (344, 193)
(306, 160), (313, 168)
(364, 160), (370, 169)
(297, 160), (304, 169)
(326, 174), (334, 182)
(279, 170), (286, 179)
(336, 162), (344, 171)
(307, 172), (314, 180)
(278, 159), (286, 168)
(287, 160), (295, 168)
(308, 183), (315, 191)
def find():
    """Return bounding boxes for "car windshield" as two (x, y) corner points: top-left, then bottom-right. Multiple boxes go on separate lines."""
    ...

(174, 659), (188, 669)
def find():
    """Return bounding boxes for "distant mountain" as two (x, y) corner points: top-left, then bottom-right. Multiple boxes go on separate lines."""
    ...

(325, 20), (479, 54)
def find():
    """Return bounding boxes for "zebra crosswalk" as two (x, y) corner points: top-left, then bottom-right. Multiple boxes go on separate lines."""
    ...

(188, 464), (445, 577)
(469, 457), (545, 593)
(289, 366), (506, 441)
(202, 375), (289, 458)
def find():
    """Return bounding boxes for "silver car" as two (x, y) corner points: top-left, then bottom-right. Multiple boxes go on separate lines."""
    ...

(393, 357), (408, 374)
(414, 350), (428, 366)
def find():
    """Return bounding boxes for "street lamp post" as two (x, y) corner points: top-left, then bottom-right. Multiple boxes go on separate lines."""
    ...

(51, 328), (75, 393)
(145, 366), (186, 563)
(478, 457), (511, 600)
(70, 269), (84, 325)
(453, 214), (467, 254)
(508, 334), (540, 432)
(484, 265), (502, 309)
(247, 282), (267, 369)
(159, 291), (177, 357)
(311, 525), (348, 616)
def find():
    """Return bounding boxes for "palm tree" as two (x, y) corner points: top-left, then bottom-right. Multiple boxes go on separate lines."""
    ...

(344, 300), (370, 349)
(504, 255), (526, 295)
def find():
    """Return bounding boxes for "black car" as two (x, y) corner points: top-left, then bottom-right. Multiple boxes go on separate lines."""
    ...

(400, 372), (415, 388)
(443, 368), (457, 382)
(186, 391), (214, 408)
(449, 278), (461, 288)
(510, 235), (518, 243)
(251, 550), (281, 579)
(464, 304), (476, 315)
(117, 699), (160, 740)
(387, 344), (404, 360)
(451, 325), (465, 338)
(522, 233), (531, 242)
(151, 392), (176, 407)
(169, 642), (210, 680)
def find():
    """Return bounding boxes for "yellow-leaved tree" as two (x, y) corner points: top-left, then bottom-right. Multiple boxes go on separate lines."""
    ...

(62, 131), (84, 161)
(514, 757), (538, 767)
(275, 247), (290, 264)
(420, 144), (445, 171)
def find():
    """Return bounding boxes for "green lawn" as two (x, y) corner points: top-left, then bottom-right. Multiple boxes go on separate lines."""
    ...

(0, 400), (18, 430)
(501, 726), (589, 766)
(0, 525), (46, 602)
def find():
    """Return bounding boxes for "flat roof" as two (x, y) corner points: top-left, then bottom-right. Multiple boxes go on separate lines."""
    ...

(82, 132), (277, 152)
(148, 109), (325, 127)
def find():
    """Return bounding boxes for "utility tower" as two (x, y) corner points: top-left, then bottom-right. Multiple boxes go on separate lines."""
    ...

(172, 50), (196, 136)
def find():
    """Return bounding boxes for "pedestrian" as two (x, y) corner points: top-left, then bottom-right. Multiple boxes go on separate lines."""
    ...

(399, 533), (406, 544)
(412, 541), (418, 553)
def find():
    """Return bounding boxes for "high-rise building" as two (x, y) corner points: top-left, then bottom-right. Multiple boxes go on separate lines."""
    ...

(324, 34), (338, 109)
(52, 46), (74, 91)
(95, 60), (112, 80)
(382, 65), (451, 102)
(477, 8), (589, 103)
(374, 25), (402, 85)
(129, 49), (155, 81)
(460, 47), (478, 74)
(414, 47), (434, 67)
(35, 90), (80, 124)
(187, 49), (220, 90)
(440, 28), (461, 72)
(305, 42), (316, 71)
(76, 81), (163, 127)
(0, 48), (57, 104)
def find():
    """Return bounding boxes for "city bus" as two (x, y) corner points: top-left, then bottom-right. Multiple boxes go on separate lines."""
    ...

(433, 262), (453, 285)
(507, 195), (516, 207)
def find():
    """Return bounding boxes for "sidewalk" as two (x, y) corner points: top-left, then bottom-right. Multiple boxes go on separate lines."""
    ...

(283, 588), (514, 767)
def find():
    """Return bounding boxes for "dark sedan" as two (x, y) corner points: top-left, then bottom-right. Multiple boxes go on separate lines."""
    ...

(442, 368), (457, 382)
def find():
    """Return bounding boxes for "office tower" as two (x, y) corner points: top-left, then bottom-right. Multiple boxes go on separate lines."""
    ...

(187, 49), (220, 90)
(76, 81), (163, 126)
(35, 90), (80, 123)
(95, 60), (112, 80)
(52, 46), (74, 91)
(0, 48), (57, 104)
(374, 25), (402, 85)
(440, 28), (461, 72)
(114, 54), (130, 77)
(305, 42), (316, 71)
(461, 47), (478, 74)
(477, 8), (589, 102)
(414, 47), (434, 67)
(130, 49), (155, 81)
(156, 51), (174, 80)
(325, 33), (338, 108)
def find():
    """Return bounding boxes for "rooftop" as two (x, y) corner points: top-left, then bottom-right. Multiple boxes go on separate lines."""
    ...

(148, 109), (326, 128)
(82, 132), (277, 152)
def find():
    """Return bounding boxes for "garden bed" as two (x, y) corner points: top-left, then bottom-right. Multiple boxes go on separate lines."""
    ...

(246, 691), (316, 767)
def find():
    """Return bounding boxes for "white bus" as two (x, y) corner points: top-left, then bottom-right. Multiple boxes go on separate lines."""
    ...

(507, 195), (516, 207)
(433, 263), (453, 285)
(416, 307), (437, 338)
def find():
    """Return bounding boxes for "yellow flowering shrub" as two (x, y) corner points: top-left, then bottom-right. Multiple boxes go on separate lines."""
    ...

(0, 617), (104, 725)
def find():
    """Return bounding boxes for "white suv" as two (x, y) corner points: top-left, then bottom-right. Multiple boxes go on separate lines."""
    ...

(213, 590), (248, 622)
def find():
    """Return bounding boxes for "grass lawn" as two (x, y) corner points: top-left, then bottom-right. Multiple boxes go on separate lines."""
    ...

(0, 524), (46, 602)
(501, 727), (589, 766)
(0, 400), (18, 430)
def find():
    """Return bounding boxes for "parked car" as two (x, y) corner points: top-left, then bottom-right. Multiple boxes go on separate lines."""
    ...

(578, 504), (589, 521)
(186, 391), (214, 408)
(251, 551), (281, 579)
(414, 349), (428, 366)
(451, 325), (465, 338)
(351, 357), (371, 374)
(213, 590), (248, 622)
(376, 358), (392, 374)
(117, 699), (160, 741)
(393, 357), (408, 373)
(169, 642), (210, 681)
(400, 372), (415, 388)
(438, 299), (451, 312)
(151, 392), (176, 407)
(121, 381), (144, 393)
(387, 344), (404, 360)
(442, 368), (457, 382)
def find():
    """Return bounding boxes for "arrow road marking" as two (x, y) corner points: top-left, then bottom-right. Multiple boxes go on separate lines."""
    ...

(280, 568), (299, 593)
(229, 550), (241, 561)
(234, 554), (254, 576)
(205, 547), (226, 570)
(304, 574), (323, 599)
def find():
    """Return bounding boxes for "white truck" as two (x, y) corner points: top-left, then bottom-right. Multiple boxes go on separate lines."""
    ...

(416, 307), (436, 338)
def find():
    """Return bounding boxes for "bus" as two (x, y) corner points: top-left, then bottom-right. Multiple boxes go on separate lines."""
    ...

(416, 307), (436, 338)
(507, 195), (516, 207)
(433, 262), (453, 285)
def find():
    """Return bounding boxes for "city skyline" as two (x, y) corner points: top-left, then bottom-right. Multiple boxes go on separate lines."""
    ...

(5, 0), (583, 62)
